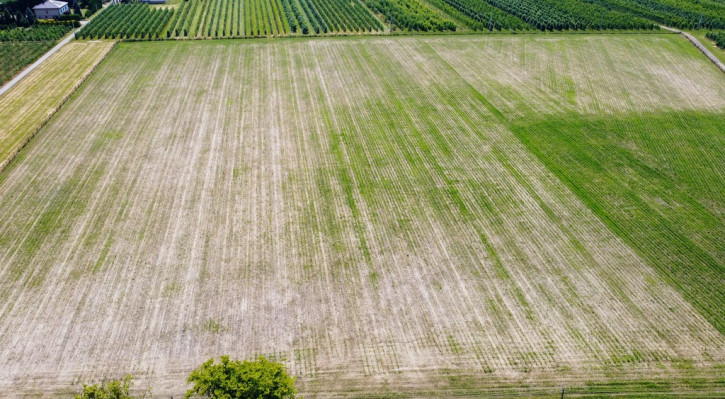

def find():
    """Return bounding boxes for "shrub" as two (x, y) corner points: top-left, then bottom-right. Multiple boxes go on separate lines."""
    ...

(185, 356), (296, 399)
(75, 375), (151, 399)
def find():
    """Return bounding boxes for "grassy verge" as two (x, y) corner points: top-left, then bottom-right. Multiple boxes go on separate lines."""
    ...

(0, 40), (116, 171)
(686, 30), (725, 65)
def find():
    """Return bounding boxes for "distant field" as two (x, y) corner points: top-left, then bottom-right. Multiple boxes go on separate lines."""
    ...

(0, 35), (724, 396)
(0, 40), (115, 171)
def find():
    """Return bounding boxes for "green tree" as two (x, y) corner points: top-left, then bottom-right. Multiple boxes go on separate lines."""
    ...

(24, 7), (34, 24)
(185, 356), (296, 399)
(75, 375), (151, 399)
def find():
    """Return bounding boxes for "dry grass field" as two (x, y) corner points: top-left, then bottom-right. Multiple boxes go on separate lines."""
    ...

(0, 41), (116, 171)
(0, 34), (723, 396)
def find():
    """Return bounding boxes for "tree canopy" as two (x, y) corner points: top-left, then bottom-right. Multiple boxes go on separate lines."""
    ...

(185, 356), (296, 399)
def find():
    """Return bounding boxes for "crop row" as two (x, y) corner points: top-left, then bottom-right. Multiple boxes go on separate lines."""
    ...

(0, 23), (74, 42)
(77, 4), (175, 39)
(0, 41), (56, 85)
(167, 0), (201, 37)
(427, 0), (532, 30)
(281, 0), (384, 34)
(74, 0), (713, 41)
(583, 0), (725, 30)
(361, 0), (456, 31)
(167, 0), (289, 38)
(480, 0), (657, 30)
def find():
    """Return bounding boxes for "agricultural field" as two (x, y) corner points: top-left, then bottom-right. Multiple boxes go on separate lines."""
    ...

(587, 0), (725, 30)
(0, 34), (724, 396)
(75, 0), (725, 41)
(0, 40), (115, 171)
(362, 0), (456, 31)
(81, 0), (385, 39)
(76, 3), (174, 40)
(424, 0), (532, 31)
(0, 23), (76, 85)
(169, 0), (291, 38)
(279, 0), (384, 35)
(472, 0), (656, 30)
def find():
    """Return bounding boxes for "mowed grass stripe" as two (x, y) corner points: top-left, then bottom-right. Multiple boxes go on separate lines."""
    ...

(0, 36), (723, 395)
(0, 41), (116, 171)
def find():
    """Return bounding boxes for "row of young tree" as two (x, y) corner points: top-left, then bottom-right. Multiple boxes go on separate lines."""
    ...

(479, 0), (657, 31)
(72, 0), (723, 42)
(430, 0), (532, 31)
(76, 356), (296, 399)
(281, 0), (383, 34)
(240, 0), (288, 37)
(362, 0), (456, 31)
(0, 21), (74, 41)
(0, 41), (54, 84)
(583, 0), (725, 30)
(0, 19), (75, 86)
(167, 0), (290, 39)
(77, 4), (174, 40)
(139, 0), (383, 40)
(166, 0), (199, 37)
(706, 31), (725, 49)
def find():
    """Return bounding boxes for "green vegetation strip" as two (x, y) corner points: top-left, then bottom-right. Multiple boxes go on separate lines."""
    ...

(508, 111), (725, 334)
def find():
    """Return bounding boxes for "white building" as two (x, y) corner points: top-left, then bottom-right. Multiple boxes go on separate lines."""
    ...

(32, 0), (70, 19)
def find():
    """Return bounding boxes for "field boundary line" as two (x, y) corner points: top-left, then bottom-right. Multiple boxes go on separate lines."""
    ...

(661, 26), (725, 73)
(0, 42), (118, 174)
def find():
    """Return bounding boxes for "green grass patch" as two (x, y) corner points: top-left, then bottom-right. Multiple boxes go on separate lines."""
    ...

(510, 110), (725, 333)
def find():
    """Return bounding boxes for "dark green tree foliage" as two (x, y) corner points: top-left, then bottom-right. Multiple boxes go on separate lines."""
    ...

(0, 22), (74, 84)
(429, 0), (531, 30)
(0, 8), (15, 28)
(77, 4), (174, 39)
(168, 0), (197, 37)
(185, 356), (296, 399)
(583, 0), (725, 30)
(362, 0), (456, 31)
(707, 31), (725, 48)
(75, 375), (151, 399)
(24, 7), (35, 24)
(481, 0), (656, 30)
(0, 0), (44, 28)
(71, 0), (82, 15)
(279, 0), (385, 33)
(0, 41), (52, 84)
(300, 0), (384, 33)
(80, 0), (102, 13)
(0, 22), (74, 40)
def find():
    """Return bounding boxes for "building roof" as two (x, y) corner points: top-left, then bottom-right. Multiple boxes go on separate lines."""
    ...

(33, 0), (68, 9)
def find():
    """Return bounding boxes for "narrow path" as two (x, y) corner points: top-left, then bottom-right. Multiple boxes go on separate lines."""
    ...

(661, 25), (725, 73)
(0, 21), (91, 98)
